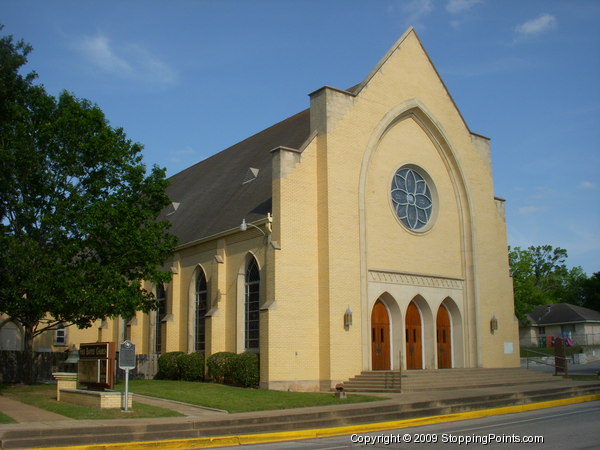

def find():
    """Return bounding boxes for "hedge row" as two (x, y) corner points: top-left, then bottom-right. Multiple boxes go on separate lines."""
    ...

(156, 352), (205, 381)
(156, 351), (259, 387)
(206, 352), (259, 388)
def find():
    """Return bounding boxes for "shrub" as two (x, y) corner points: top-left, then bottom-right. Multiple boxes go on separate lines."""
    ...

(231, 352), (259, 388)
(206, 352), (237, 383)
(157, 351), (184, 380)
(206, 352), (259, 387)
(177, 352), (205, 381)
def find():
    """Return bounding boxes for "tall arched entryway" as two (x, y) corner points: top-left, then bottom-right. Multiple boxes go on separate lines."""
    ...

(405, 302), (423, 369)
(436, 305), (452, 368)
(371, 300), (390, 370)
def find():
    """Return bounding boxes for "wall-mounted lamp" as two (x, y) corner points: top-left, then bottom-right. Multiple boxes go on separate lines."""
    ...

(240, 213), (281, 249)
(344, 307), (353, 328)
(490, 315), (498, 334)
(240, 218), (262, 234)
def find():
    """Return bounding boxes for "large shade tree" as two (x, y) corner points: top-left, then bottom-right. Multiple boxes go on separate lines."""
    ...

(0, 28), (177, 382)
(509, 244), (597, 320)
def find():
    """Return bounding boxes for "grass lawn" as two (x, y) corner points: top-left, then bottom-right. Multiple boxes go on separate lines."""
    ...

(0, 411), (16, 424)
(0, 384), (183, 420)
(520, 346), (583, 358)
(564, 375), (600, 381)
(117, 380), (384, 414)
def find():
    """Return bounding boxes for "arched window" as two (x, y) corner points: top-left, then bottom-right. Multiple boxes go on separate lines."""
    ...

(245, 257), (260, 350)
(195, 269), (208, 352)
(0, 320), (24, 351)
(155, 284), (167, 354)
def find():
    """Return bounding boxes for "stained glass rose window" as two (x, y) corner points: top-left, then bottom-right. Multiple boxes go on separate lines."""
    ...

(391, 167), (433, 231)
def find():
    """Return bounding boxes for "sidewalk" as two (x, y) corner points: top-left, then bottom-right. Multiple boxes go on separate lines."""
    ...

(0, 395), (66, 423)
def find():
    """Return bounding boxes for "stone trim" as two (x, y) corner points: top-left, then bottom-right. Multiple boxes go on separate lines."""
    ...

(368, 270), (464, 290)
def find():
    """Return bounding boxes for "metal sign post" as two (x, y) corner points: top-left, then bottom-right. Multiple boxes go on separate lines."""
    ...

(118, 340), (136, 412)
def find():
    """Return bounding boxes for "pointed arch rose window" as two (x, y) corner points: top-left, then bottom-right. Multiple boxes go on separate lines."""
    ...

(391, 167), (433, 231)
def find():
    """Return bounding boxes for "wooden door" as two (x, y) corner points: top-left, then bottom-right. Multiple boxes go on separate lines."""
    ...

(405, 302), (422, 369)
(371, 300), (390, 370)
(436, 305), (452, 369)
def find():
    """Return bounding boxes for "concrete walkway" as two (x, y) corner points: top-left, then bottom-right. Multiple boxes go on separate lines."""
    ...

(0, 395), (66, 423)
(132, 393), (227, 417)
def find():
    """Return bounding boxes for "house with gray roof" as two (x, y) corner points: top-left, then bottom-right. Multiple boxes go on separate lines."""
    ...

(520, 303), (600, 347)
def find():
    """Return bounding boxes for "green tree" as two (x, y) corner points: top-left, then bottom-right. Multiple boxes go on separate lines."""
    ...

(556, 265), (588, 306)
(508, 245), (596, 320)
(509, 245), (570, 320)
(580, 272), (600, 312)
(0, 28), (177, 382)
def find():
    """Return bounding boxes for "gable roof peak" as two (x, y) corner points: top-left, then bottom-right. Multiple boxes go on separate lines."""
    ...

(351, 27), (472, 134)
(350, 27), (418, 97)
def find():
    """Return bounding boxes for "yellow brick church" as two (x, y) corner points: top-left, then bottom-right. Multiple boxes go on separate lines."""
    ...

(3, 28), (520, 390)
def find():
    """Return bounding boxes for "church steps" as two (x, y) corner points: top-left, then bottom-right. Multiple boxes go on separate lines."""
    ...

(342, 368), (562, 392)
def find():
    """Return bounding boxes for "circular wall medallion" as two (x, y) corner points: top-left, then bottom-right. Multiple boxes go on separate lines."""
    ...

(391, 167), (434, 231)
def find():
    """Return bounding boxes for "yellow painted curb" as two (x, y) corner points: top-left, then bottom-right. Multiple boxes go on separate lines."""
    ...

(41, 394), (600, 450)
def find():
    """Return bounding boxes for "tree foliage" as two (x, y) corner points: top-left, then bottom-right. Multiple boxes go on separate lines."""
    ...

(0, 27), (177, 380)
(509, 245), (598, 320)
(580, 272), (600, 313)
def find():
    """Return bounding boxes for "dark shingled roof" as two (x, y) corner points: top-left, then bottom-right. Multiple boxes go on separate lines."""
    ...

(528, 303), (600, 325)
(162, 109), (311, 246)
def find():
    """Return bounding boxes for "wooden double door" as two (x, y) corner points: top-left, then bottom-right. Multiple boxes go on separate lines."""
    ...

(370, 300), (424, 370)
(371, 300), (390, 370)
(371, 301), (452, 370)
(405, 302), (422, 369)
(436, 305), (452, 369)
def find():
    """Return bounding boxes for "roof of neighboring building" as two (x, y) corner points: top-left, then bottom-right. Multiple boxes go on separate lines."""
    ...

(161, 109), (311, 246)
(526, 303), (600, 326)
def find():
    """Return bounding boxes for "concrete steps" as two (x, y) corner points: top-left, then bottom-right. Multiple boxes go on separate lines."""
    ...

(343, 368), (562, 392)
(343, 370), (402, 392)
(1, 381), (599, 449)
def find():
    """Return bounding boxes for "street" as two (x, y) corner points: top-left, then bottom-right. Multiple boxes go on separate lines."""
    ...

(224, 400), (600, 449)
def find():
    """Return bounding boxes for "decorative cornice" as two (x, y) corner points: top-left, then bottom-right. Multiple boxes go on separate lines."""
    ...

(368, 269), (464, 290)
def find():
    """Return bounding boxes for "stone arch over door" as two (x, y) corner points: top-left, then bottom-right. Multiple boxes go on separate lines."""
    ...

(371, 292), (403, 370)
(405, 302), (422, 369)
(440, 296), (464, 368)
(404, 295), (434, 370)
(436, 304), (452, 368)
(371, 300), (390, 370)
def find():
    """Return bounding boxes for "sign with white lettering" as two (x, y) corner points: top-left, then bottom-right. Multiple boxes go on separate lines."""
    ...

(78, 341), (116, 390)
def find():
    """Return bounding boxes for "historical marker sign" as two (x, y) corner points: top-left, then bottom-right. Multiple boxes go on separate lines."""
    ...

(119, 340), (136, 370)
(119, 340), (136, 412)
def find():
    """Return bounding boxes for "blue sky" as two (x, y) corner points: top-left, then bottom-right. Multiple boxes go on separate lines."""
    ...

(2, 0), (599, 274)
